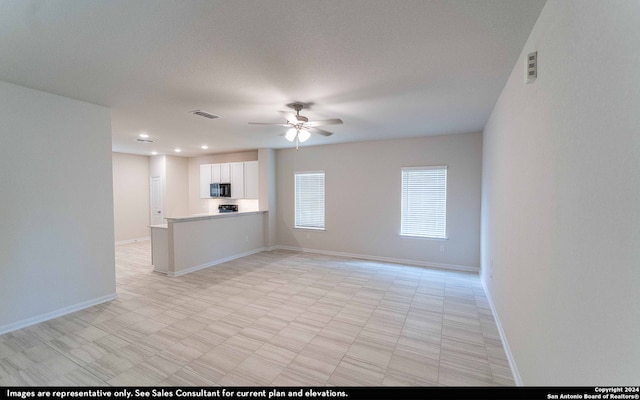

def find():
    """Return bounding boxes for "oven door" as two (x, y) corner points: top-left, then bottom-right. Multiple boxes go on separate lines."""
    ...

(219, 183), (231, 197)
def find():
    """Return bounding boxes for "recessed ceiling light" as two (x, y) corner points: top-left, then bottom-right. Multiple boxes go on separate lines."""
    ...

(201, 145), (209, 150)
(174, 148), (182, 153)
(151, 151), (158, 155)
(139, 133), (149, 138)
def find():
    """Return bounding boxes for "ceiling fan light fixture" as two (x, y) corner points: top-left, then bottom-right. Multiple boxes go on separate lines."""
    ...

(285, 128), (298, 142)
(298, 129), (311, 143)
(249, 102), (343, 147)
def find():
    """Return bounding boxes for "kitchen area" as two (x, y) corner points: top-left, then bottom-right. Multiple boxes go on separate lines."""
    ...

(146, 148), (276, 277)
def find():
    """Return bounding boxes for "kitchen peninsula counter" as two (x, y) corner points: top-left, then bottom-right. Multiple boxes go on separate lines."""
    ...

(150, 210), (267, 276)
(165, 210), (264, 223)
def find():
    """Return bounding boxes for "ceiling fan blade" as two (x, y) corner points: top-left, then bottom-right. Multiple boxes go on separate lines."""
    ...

(305, 118), (343, 127)
(248, 122), (291, 127)
(308, 127), (333, 137)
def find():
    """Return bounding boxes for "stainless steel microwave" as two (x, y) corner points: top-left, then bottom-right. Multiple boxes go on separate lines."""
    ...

(210, 183), (231, 197)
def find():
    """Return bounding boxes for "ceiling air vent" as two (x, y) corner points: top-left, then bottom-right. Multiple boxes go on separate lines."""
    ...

(136, 138), (154, 143)
(190, 110), (220, 119)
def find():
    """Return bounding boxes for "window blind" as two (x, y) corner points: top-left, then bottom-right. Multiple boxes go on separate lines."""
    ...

(401, 166), (447, 239)
(295, 171), (325, 230)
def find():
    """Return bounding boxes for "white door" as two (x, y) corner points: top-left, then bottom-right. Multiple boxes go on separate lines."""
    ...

(150, 176), (164, 225)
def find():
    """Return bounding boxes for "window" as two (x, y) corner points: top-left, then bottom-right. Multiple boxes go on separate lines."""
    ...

(294, 171), (325, 230)
(401, 166), (447, 239)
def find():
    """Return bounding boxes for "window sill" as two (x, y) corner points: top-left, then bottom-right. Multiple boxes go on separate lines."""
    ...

(400, 234), (448, 240)
(295, 227), (326, 232)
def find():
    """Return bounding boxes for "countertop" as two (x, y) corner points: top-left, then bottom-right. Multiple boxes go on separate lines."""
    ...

(149, 223), (168, 229)
(163, 210), (266, 224)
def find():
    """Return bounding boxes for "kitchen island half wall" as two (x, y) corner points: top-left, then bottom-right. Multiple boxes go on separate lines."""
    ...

(151, 211), (266, 277)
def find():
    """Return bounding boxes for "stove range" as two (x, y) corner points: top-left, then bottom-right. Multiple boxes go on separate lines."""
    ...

(218, 204), (238, 213)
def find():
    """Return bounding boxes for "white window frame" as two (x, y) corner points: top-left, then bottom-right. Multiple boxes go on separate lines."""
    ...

(400, 166), (448, 239)
(294, 171), (325, 231)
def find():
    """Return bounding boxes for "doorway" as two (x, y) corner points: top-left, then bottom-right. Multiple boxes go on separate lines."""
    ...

(150, 176), (164, 225)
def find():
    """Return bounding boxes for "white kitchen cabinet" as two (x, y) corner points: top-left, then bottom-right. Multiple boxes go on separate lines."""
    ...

(201, 160), (259, 199)
(220, 163), (230, 183)
(230, 162), (245, 199)
(199, 164), (212, 198)
(211, 164), (220, 183)
(212, 163), (230, 183)
(244, 161), (259, 199)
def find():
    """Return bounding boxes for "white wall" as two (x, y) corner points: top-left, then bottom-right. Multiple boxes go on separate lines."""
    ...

(112, 152), (150, 242)
(0, 81), (116, 332)
(165, 155), (189, 217)
(259, 148), (277, 248)
(481, 0), (640, 385)
(276, 133), (482, 270)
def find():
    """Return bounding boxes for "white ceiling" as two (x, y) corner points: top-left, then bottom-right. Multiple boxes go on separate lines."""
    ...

(0, 0), (545, 157)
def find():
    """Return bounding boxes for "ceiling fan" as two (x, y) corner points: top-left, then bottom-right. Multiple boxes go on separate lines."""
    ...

(249, 102), (343, 149)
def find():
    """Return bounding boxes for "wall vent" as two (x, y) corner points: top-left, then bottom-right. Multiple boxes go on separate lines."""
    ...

(190, 110), (220, 119)
(526, 51), (537, 84)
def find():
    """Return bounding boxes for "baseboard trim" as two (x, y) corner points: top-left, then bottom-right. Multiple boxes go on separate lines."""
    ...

(0, 293), (117, 335)
(161, 244), (477, 277)
(481, 278), (523, 386)
(115, 236), (151, 245)
(168, 247), (267, 277)
(273, 245), (479, 273)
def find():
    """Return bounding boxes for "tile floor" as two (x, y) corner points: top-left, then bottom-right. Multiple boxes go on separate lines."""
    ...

(0, 241), (514, 386)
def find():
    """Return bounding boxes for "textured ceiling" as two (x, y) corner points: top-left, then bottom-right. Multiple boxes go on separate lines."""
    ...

(0, 0), (546, 156)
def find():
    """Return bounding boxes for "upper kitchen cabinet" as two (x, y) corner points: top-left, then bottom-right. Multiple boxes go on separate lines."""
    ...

(230, 162), (245, 199)
(222, 164), (231, 183)
(200, 160), (259, 200)
(211, 163), (231, 183)
(211, 163), (220, 184)
(244, 161), (259, 199)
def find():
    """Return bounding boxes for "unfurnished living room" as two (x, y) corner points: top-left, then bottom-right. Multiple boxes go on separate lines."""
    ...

(0, 0), (638, 390)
